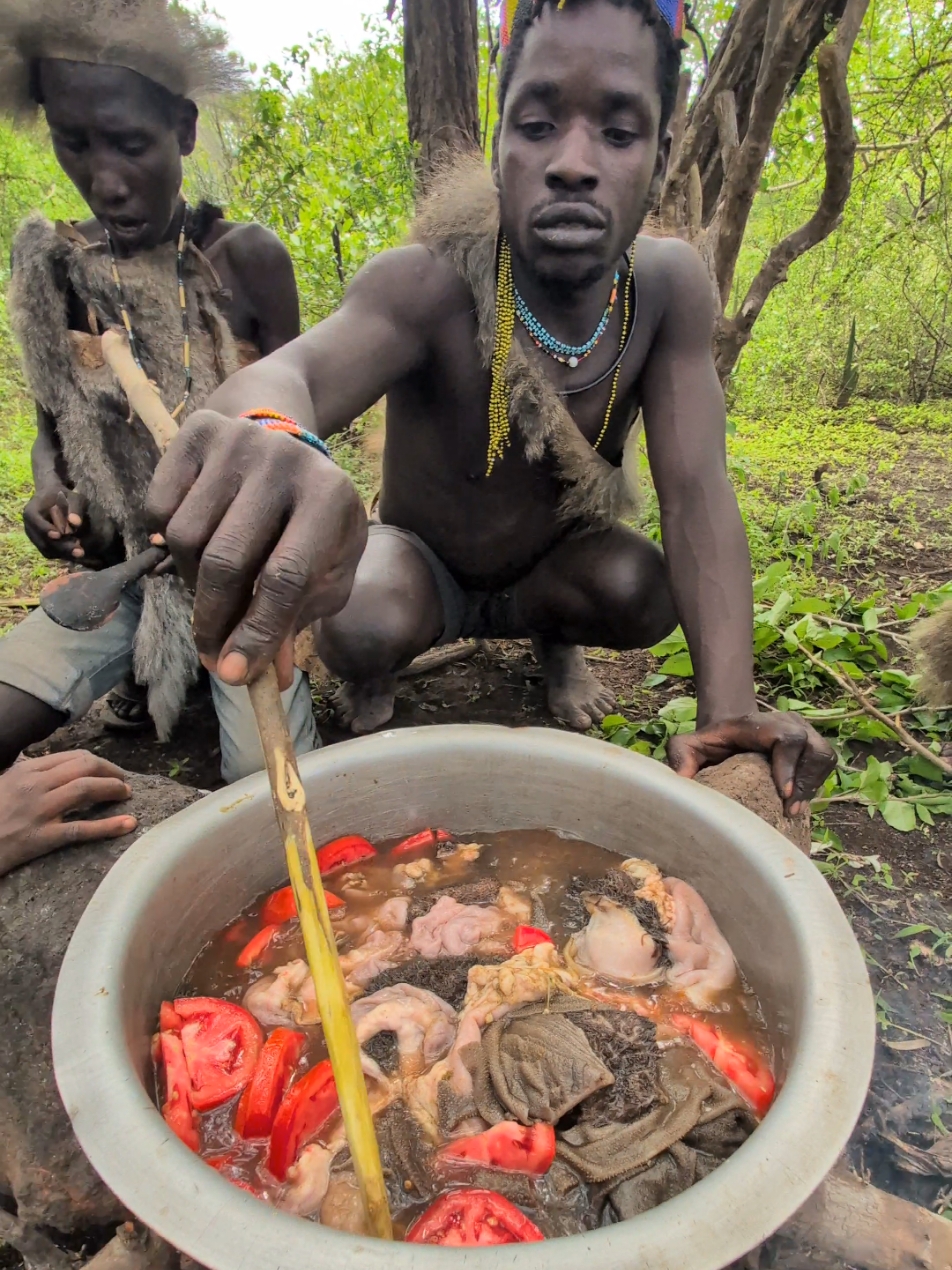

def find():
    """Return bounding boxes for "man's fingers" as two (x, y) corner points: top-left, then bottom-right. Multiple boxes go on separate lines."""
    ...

(770, 736), (807, 813)
(37, 750), (127, 788)
(214, 526), (311, 683)
(49, 503), (69, 536)
(791, 738), (837, 813)
(43, 775), (133, 818)
(189, 480), (289, 669)
(160, 447), (249, 590)
(145, 412), (220, 536)
(667, 734), (703, 779)
(66, 490), (87, 527)
(39, 814), (138, 851)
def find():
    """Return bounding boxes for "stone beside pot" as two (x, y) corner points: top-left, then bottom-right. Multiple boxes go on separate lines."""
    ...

(52, 725), (875, 1270)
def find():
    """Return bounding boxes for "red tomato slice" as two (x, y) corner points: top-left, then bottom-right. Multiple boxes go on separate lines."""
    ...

(512, 925), (554, 953)
(235, 1027), (307, 1139)
(263, 884), (344, 921)
(261, 886), (297, 926)
(174, 997), (263, 1112)
(236, 924), (280, 968)
(316, 835), (377, 875)
(406, 1190), (545, 1245)
(160, 1032), (199, 1152)
(671, 1013), (776, 1118)
(267, 1059), (340, 1181)
(160, 1000), (183, 1033)
(439, 1122), (555, 1176)
(391, 829), (454, 858)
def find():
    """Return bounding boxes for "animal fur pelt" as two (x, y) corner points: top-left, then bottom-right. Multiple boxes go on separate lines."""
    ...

(911, 599), (952, 708)
(410, 152), (638, 528)
(0, 0), (243, 123)
(8, 214), (240, 738)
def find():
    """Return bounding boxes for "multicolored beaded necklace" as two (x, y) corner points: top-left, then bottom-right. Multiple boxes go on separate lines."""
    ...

(487, 235), (636, 476)
(515, 267), (620, 367)
(104, 203), (193, 420)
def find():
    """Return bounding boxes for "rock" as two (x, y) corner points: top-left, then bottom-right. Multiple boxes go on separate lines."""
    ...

(0, 773), (202, 1231)
(696, 754), (812, 855)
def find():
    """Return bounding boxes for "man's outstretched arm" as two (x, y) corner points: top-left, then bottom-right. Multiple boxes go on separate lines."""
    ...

(641, 239), (835, 814)
(145, 246), (454, 687)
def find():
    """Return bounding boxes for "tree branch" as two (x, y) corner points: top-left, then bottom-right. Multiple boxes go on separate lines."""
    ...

(661, 0), (771, 197)
(709, 0), (826, 308)
(714, 0), (871, 380)
(714, 89), (740, 177)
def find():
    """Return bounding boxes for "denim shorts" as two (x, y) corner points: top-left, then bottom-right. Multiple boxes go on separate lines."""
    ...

(0, 588), (318, 784)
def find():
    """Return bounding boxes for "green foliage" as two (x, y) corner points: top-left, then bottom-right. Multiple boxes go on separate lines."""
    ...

(724, 0), (952, 407)
(191, 26), (415, 325)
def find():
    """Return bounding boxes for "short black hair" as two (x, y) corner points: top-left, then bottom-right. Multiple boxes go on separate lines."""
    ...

(498, 0), (683, 137)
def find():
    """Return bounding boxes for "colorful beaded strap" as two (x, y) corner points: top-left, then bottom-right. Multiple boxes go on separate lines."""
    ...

(239, 410), (332, 460)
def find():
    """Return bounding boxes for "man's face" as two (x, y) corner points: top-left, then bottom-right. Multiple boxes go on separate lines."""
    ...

(39, 61), (197, 253)
(496, 1), (667, 291)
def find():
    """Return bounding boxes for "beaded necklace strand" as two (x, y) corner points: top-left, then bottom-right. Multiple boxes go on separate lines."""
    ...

(104, 204), (193, 421)
(486, 234), (635, 476)
(515, 268), (619, 367)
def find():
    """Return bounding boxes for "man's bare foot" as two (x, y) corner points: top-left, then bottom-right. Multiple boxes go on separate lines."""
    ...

(531, 638), (616, 730)
(333, 677), (398, 734)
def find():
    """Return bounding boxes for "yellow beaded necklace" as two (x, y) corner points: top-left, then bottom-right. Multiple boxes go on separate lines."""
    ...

(486, 234), (635, 476)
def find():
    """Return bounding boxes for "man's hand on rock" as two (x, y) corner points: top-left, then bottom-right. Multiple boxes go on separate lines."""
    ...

(668, 712), (837, 816)
(0, 752), (137, 876)
(146, 411), (367, 686)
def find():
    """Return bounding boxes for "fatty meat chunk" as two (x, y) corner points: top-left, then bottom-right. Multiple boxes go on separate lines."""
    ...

(351, 983), (457, 1078)
(664, 878), (737, 1005)
(340, 929), (411, 991)
(280, 1143), (335, 1217)
(243, 960), (316, 1028)
(410, 895), (505, 959)
(570, 896), (664, 987)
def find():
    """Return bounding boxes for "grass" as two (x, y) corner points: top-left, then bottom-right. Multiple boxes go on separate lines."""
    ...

(0, 313), (54, 629)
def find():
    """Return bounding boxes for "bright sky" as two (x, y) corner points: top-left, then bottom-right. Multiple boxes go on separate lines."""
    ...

(203, 1), (389, 71)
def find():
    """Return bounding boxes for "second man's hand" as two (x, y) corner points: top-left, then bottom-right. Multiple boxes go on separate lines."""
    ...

(146, 411), (368, 685)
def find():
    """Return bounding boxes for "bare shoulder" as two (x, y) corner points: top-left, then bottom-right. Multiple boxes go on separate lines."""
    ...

(344, 243), (472, 331)
(636, 234), (716, 348)
(204, 219), (291, 272)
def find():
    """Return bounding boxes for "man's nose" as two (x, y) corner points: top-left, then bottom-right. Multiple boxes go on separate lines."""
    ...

(90, 163), (131, 209)
(545, 123), (599, 192)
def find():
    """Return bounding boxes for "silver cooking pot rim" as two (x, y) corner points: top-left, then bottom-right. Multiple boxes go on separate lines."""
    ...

(53, 725), (874, 1270)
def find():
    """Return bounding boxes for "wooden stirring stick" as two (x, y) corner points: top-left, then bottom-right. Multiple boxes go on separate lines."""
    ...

(101, 327), (393, 1240)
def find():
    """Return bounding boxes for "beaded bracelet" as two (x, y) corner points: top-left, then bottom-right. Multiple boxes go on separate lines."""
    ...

(239, 409), (332, 460)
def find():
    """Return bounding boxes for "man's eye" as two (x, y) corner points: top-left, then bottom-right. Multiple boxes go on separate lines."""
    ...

(118, 140), (148, 157)
(604, 127), (637, 147)
(56, 133), (87, 154)
(519, 121), (555, 141)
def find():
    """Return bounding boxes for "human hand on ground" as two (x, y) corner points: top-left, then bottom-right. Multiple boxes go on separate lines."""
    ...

(667, 712), (836, 816)
(146, 411), (367, 686)
(0, 752), (137, 876)
(22, 486), (120, 568)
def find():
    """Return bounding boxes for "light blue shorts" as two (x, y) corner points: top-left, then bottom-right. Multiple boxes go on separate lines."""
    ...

(0, 590), (319, 785)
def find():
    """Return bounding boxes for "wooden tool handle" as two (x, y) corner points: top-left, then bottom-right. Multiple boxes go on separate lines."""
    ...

(103, 328), (393, 1239)
(101, 328), (179, 451)
(248, 669), (392, 1239)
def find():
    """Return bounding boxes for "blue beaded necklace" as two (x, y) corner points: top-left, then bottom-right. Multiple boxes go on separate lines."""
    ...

(515, 268), (620, 368)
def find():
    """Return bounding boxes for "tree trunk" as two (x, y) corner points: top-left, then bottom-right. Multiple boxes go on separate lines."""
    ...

(661, 0), (865, 385)
(402, 0), (481, 185)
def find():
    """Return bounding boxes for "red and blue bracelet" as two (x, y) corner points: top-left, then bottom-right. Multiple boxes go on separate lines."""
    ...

(239, 409), (332, 459)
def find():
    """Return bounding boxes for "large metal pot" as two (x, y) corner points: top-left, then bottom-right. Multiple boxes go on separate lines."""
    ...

(53, 725), (874, 1270)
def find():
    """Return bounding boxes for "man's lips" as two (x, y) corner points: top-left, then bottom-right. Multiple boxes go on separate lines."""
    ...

(106, 217), (147, 239)
(532, 203), (608, 250)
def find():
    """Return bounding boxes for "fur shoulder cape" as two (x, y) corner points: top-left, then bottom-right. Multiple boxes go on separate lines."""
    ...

(7, 213), (240, 738)
(410, 153), (638, 528)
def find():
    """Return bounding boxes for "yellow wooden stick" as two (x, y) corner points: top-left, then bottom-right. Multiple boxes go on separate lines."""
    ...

(249, 670), (392, 1239)
(102, 328), (393, 1240)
